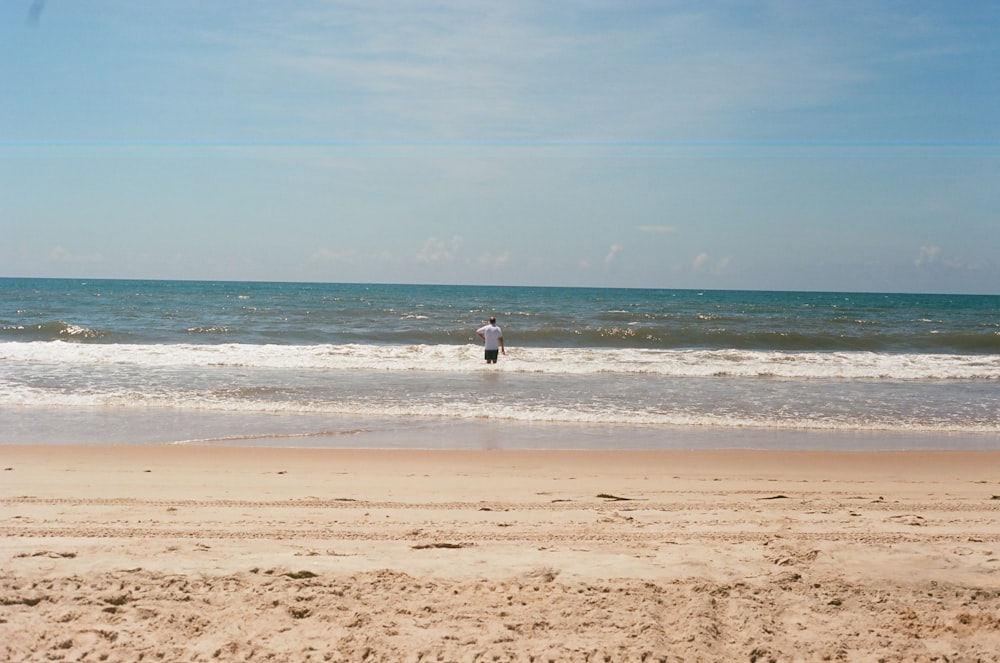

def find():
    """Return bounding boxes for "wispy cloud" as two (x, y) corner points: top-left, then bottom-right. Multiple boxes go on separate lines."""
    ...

(474, 251), (511, 270)
(48, 245), (104, 266)
(8, 1), (989, 146)
(178, 1), (904, 143)
(416, 236), (463, 264)
(915, 245), (942, 266)
(693, 251), (732, 276)
(604, 243), (623, 267)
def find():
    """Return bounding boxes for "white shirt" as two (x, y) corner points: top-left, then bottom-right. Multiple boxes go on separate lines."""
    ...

(476, 323), (503, 350)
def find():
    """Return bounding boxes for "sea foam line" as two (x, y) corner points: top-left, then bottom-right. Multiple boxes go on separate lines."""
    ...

(169, 429), (366, 445)
(1, 389), (996, 434)
(1, 341), (998, 380)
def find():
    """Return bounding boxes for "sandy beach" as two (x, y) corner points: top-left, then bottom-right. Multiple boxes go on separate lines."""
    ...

(3, 444), (1000, 662)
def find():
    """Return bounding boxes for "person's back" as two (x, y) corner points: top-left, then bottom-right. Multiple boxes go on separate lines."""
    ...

(476, 316), (505, 363)
(479, 323), (502, 349)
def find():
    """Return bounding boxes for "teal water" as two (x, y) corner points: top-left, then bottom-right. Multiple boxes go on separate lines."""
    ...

(3, 278), (998, 352)
(1, 278), (998, 448)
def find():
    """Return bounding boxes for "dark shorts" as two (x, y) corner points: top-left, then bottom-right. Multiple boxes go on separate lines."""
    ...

(485, 349), (499, 362)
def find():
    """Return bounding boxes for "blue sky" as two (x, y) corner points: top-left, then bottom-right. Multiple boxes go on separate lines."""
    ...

(2, 1), (998, 293)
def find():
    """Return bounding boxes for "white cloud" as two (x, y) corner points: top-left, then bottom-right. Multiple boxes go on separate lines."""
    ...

(604, 244), (623, 267)
(693, 252), (732, 276)
(416, 235), (463, 264)
(47, 245), (104, 266)
(188, 1), (886, 142)
(915, 245), (942, 266)
(475, 251), (511, 269)
(307, 247), (340, 264)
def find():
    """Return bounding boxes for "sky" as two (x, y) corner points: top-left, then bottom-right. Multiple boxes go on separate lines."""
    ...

(1, 1), (998, 293)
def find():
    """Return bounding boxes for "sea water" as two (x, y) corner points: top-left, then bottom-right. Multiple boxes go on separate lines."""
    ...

(1, 278), (998, 449)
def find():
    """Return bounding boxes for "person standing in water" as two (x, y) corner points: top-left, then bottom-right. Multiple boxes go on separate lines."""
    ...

(476, 316), (505, 364)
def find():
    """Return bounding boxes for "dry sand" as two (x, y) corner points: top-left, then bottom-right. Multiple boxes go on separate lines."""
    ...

(2, 444), (1000, 662)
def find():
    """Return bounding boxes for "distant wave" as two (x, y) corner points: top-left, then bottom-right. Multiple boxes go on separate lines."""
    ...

(2, 341), (997, 381)
(1, 321), (108, 342)
(4, 319), (997, 354)
(186, 326), (236, 335)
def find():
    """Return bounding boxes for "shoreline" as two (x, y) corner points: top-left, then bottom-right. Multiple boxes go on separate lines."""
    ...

(3, 405), (998, 450)
(4, 445), (1000, 660)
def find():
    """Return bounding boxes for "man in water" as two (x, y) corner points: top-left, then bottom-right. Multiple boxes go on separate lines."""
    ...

(476, 316), (505, 364)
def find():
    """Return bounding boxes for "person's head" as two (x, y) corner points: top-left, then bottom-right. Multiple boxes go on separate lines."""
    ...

(489, 316), (496, 325)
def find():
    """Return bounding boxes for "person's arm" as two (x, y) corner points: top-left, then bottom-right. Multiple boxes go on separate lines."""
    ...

(499, 335), (505, 354)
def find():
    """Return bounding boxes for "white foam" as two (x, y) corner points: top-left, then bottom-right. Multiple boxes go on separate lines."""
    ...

(1, 341), (997, 380)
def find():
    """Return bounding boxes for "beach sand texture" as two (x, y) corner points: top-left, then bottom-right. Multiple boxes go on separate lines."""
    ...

(3, 445), (1000, 662)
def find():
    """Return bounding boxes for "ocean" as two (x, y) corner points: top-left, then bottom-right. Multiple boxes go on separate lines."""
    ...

(1, 278), (998, 450)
